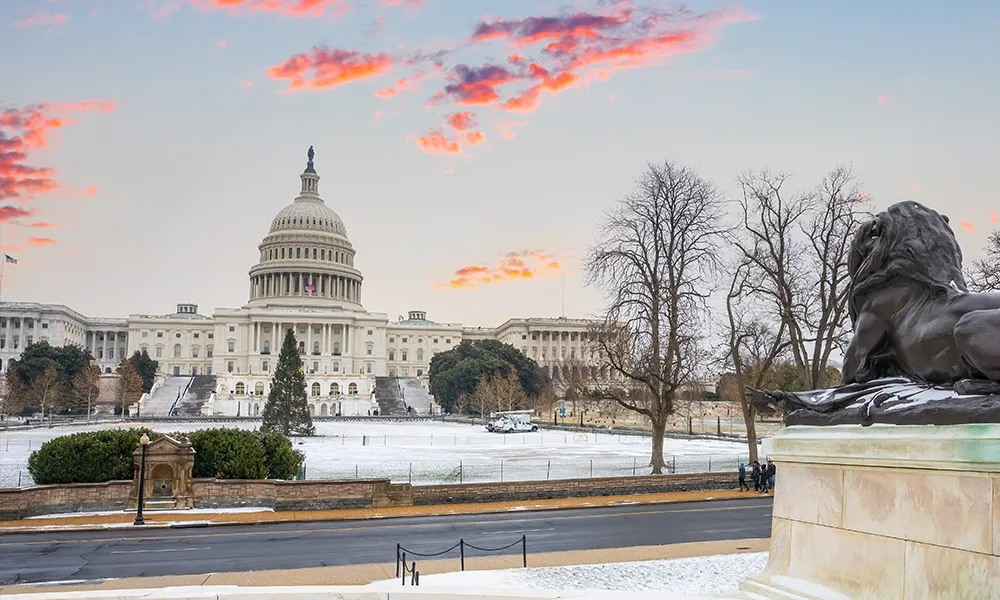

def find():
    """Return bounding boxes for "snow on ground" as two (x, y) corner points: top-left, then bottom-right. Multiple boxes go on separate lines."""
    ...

(371, 552), (768, 595)
(0, 420), (755, 488)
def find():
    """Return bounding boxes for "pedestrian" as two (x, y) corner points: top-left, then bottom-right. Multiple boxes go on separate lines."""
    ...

(738, 462), (749, 492)
(764, 459), (776, 494)
(751, 461), (761, 492)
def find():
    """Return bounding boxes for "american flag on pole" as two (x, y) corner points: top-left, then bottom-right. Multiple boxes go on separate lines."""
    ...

(4, 255), (16, 264)
(305, 281), (316, 292)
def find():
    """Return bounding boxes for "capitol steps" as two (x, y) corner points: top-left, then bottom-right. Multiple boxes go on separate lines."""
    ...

(373, 376), (408, 416)
(398, 377), (434, 416)
(141, 376), (192, 416)
(174, 375), (217, 417)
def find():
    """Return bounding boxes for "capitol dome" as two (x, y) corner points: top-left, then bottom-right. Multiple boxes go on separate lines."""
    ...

(269, 195), (348, 237)
(247, 148), (364, 310)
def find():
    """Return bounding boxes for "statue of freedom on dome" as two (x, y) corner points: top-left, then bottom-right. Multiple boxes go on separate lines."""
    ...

(307, 145), (315, 165)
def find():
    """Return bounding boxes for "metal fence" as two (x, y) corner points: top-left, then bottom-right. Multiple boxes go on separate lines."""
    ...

(303, 454), (746, 485)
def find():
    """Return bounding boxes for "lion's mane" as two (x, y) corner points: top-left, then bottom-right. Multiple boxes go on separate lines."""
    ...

(848, 201), (967, 324)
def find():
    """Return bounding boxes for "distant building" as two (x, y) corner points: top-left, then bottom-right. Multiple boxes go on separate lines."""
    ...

(0, 150), (606, 416)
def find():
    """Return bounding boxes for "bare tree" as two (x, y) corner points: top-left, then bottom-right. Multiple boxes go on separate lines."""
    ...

(968, 231), (1000, 292)
(723, 258), (789, 462)
(2, 369), (32, 415)
(471, 371), (529, 414)
(735, 166), (868, 390)
(31, 362), (65, 420)
(116, 361), (144, 417)
(586, 160), (726, 473)
(73, 363), (102, 424)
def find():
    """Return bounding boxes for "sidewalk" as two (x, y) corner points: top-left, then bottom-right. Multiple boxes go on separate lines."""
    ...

(0, 488), (761, 534)
(0, 537), (770, 596)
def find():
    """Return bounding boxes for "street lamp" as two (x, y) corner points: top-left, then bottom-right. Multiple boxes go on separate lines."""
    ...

(133, 433), (150, 526)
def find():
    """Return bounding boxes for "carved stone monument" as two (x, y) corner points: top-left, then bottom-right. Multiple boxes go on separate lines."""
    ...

(741, 201), (1000, 599)
(129, 435), (196, 510)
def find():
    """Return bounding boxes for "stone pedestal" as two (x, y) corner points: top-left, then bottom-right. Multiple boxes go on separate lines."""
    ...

(740, 424), (1000, 599)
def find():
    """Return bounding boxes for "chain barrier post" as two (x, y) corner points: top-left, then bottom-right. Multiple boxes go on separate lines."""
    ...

(460, 539), (465, 571)
(522, 534), (527, 568)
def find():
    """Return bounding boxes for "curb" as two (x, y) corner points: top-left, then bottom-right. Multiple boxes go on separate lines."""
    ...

(0, 491), (765, 537)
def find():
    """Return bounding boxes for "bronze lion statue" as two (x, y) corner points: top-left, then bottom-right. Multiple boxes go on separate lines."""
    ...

(842, 201), (1000, 392)
(751, 201), (1000, 424)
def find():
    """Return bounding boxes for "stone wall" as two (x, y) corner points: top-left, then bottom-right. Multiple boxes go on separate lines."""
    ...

(412, 472), (735, 505)
(0, 481), (133, 520)
(191, 478), (407, 511)
(1, 472), (732, 520)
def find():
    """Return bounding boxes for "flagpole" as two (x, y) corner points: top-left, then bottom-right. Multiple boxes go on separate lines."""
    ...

(0, 257), (5, 306)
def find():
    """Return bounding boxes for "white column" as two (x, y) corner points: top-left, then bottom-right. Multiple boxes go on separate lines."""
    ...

(322, 324), (328, 355)
(307, 324), (313, 357)
(101, 331), (108, 361)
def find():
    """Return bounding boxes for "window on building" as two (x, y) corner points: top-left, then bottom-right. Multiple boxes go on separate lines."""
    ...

(296, 248), (301, 258)
(313, 342), (320, 355)
(333, 362), (340, 372)
(174, 344), (182, 358)
(366, 342), (373, 355)
(194, 333), (199, 338)
(532, 346), (537, 357)
(312, 248), (317, 259)
(532, 334), (537, 340)
(262, 340), (270, 354)
(522, 346), (528, 354)
(255, 382), (265, 396)
(334, 327), (341, 334)
(229, 326), (235, 332)
(109, 349), (114, 359)
(348, 383), (358, 395)
(262, 360), (268, 372)
(367, 329), (373, 336)
(417, 348), (424, 361)
(402, 337), (408, 343)
(228, 341), (235, 352)
(389, 350), (395, 361)
(522, 334), (527, 340)
(401, 367), (408, 377)
(207, 346), (213, 358)
(389, 337), (395, 343)
(446, 338), (451, 344)
(333, 342), (341, 355)
(208, 333), (214, 339)
(401, 350), (408, 361)
(42, 323), (48, 329)
(156, 346), (163, 358)
(433, 338), (439, 344)
(192, 347), (199, 358)
(235, 382), (245, 395)
(313, 327), (320, 334)
(312, 361), (318, 372)
(142, 332), (148, 338)
(228, 361), (234, 373)
(366, 363), (372, 374)
(264, 326), (271, 333)
(157, 332), (163, 338)
(299, 327), (306, 334)
(321, 249), (325, 260)
(311, 383), (321, 396)
(281, 248), (285, 258)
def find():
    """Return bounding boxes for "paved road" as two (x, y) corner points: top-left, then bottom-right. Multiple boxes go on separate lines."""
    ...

(0, 497), (773, 585)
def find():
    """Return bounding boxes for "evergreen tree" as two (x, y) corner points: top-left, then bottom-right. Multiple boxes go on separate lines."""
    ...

(262, 328), (315, 436)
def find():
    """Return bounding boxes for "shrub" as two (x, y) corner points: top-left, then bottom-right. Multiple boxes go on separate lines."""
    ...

(186, 428), (268, 480)
(25, 428), (303, 485)
(256, 430), (304, 480)
(27, 428), (160, 485)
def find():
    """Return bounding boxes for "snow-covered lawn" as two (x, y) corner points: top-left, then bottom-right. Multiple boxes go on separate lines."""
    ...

(370, 552), (768, 595)
(0, 420), (755, 488)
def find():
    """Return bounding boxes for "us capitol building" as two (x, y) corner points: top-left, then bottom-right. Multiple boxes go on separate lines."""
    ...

(0, 150), (603, 417)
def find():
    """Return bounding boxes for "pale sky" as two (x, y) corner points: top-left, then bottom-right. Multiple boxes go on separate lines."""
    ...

(2, 0), (998, 326)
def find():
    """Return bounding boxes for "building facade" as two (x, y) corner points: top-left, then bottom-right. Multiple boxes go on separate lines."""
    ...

(0, 151), (606, 415)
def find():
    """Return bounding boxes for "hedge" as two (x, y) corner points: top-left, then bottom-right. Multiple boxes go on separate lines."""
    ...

(27, 428), (161, 485)
(26, 428), (303, 485)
